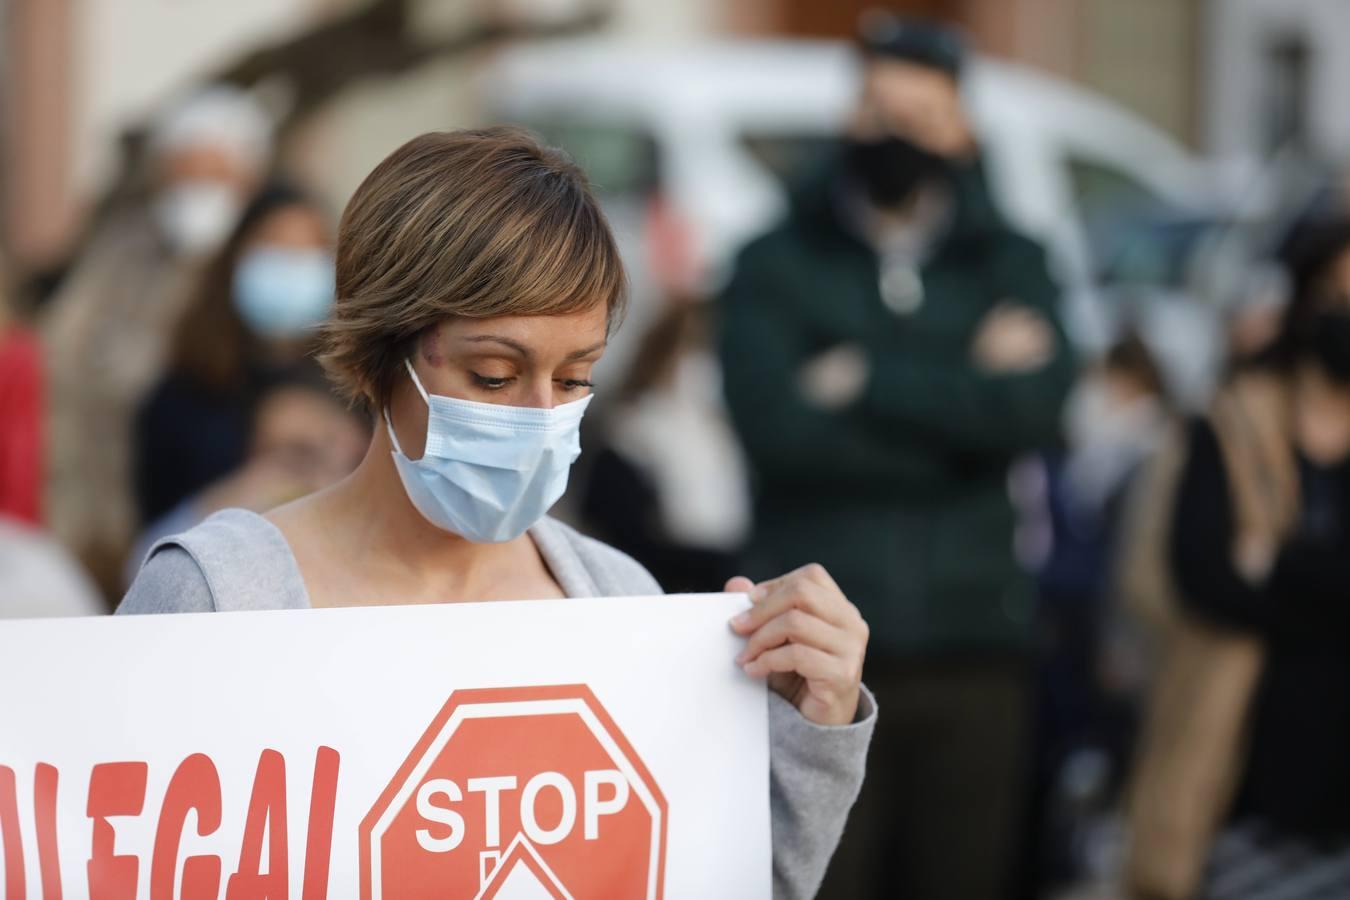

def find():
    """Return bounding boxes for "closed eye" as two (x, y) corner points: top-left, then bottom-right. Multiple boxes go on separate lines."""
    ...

(470, 373), (514, 390)
(557, 378), (595, 393)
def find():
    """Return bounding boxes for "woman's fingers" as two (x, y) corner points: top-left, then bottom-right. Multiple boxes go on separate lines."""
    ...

(734, 607), (850, 667)
(729, 563), (858, 633)
(755, 561), (841, 597)
(741, 642), (844, 681)
(724, 575), (756, 594)
(726, 563), (869, 727)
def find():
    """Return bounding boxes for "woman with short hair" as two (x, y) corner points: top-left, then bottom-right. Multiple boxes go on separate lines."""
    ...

(121, 127), (874, 897)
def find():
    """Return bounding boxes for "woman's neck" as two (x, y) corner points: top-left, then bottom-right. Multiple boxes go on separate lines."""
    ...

(295, 420), (536, 602)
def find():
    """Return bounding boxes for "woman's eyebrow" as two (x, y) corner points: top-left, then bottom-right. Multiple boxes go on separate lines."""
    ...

(459, 335), (532, 360)
(564, 341), (607, 361)
(458, 335), (606, 362)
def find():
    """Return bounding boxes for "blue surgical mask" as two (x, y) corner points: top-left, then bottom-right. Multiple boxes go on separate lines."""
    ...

(232, 247), (336, 339)
(385, 360), (592, 542)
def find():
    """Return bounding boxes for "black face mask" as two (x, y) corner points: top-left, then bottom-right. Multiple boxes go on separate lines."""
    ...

(845, 135), (946, 210)
(1308, 309), (1350, 382)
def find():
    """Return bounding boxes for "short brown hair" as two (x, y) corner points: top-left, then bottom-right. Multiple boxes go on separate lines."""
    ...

(319, 127), (626, 407)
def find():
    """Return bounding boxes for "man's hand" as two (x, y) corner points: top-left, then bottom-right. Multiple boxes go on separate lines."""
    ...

(971, 303), (1055, 374)
(727, 565), (869, 727)
(798, 344), (870, 411)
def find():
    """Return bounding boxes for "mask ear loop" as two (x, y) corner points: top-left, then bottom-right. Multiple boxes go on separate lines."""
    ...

(403, 358), (432, 404)
(384, 359), (431, 457)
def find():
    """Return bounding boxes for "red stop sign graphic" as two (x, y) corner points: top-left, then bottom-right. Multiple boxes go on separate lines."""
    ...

(360, 685), (668, 899)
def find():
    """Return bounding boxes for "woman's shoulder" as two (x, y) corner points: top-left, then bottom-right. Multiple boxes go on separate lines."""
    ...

(532, 517), (664, 598)
(118, 508), (308, 615)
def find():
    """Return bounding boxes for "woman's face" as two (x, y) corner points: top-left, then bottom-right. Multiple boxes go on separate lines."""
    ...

(389, 304), (609, 459)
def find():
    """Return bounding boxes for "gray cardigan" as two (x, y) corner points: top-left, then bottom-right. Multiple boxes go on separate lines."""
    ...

(120, 509), (875, 899)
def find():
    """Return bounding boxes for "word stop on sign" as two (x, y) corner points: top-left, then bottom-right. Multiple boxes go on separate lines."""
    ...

(360, 685), (667, 900)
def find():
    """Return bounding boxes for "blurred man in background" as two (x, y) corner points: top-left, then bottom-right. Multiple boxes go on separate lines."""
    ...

(40, 84), (273, 598)
(720, 14), (1074, 900)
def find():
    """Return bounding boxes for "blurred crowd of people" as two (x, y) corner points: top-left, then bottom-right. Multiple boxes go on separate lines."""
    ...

(2, 85), (367, 610)
(575, 16), (1350, 900)
(3, 10), (1350, 900)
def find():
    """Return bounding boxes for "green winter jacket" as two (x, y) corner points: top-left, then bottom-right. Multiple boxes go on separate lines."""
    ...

(719, 155), (1075, 655)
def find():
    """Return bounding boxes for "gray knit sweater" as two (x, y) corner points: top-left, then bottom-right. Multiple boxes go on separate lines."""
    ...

(119, 509), (875, 899)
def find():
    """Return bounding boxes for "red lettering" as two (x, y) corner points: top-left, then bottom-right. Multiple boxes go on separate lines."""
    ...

(0, 766), (26, 900)
(301, 747), (339, 900)
(151, 754), (222, 900)
(226, 750), (288, 900)
(86, 762), (147, 900)
(34, 764), (62, 900)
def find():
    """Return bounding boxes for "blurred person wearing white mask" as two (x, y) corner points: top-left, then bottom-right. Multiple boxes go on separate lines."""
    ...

(134, 183), (337, 531)
(41, 84), (273, 599)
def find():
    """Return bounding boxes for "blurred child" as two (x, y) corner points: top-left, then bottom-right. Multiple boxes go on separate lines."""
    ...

(125, 363), (369, 585)
(1032, 334), (1172, 890)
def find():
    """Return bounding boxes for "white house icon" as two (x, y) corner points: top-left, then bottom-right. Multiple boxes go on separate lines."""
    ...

(474, 833), (575, 900)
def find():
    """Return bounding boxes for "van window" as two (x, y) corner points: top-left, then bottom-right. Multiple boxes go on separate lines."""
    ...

(1067, 155), (1162, 228)
(1066, 155), (1183, 284)
(739, 132), (836, 186)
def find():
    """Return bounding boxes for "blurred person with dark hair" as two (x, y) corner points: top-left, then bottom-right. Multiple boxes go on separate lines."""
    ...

(41, 85), (273, 597)
(1225, 264), (1290, 369)
(580, 302), (750, 593)
(134, 183), (335, 525)
(1060, 335), (1173, 531)
(1031, 334), (1172, 890)
(719, 14), (1074, 900)
(1150, 215), (1350, 900)
(0, 260), (43, 525)
(125, 362), (369, 587)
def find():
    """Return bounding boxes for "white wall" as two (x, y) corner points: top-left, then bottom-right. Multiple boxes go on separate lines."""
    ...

(69, 0), (723, 210)
(288, 0), (725, 215)
(71, 0), (325, 195)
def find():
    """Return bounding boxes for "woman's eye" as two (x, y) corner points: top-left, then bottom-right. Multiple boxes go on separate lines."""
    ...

(557, 378), (595, 393)
(470, 373), (513, 390)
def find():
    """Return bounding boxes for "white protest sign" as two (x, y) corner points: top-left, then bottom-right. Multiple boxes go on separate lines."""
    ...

(0, 593), (771, 898)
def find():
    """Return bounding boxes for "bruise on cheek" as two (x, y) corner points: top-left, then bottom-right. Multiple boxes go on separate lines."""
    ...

(419, 331), (444, 367)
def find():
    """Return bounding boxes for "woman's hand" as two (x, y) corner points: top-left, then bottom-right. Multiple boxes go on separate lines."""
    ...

(727, 564), (869, 727)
